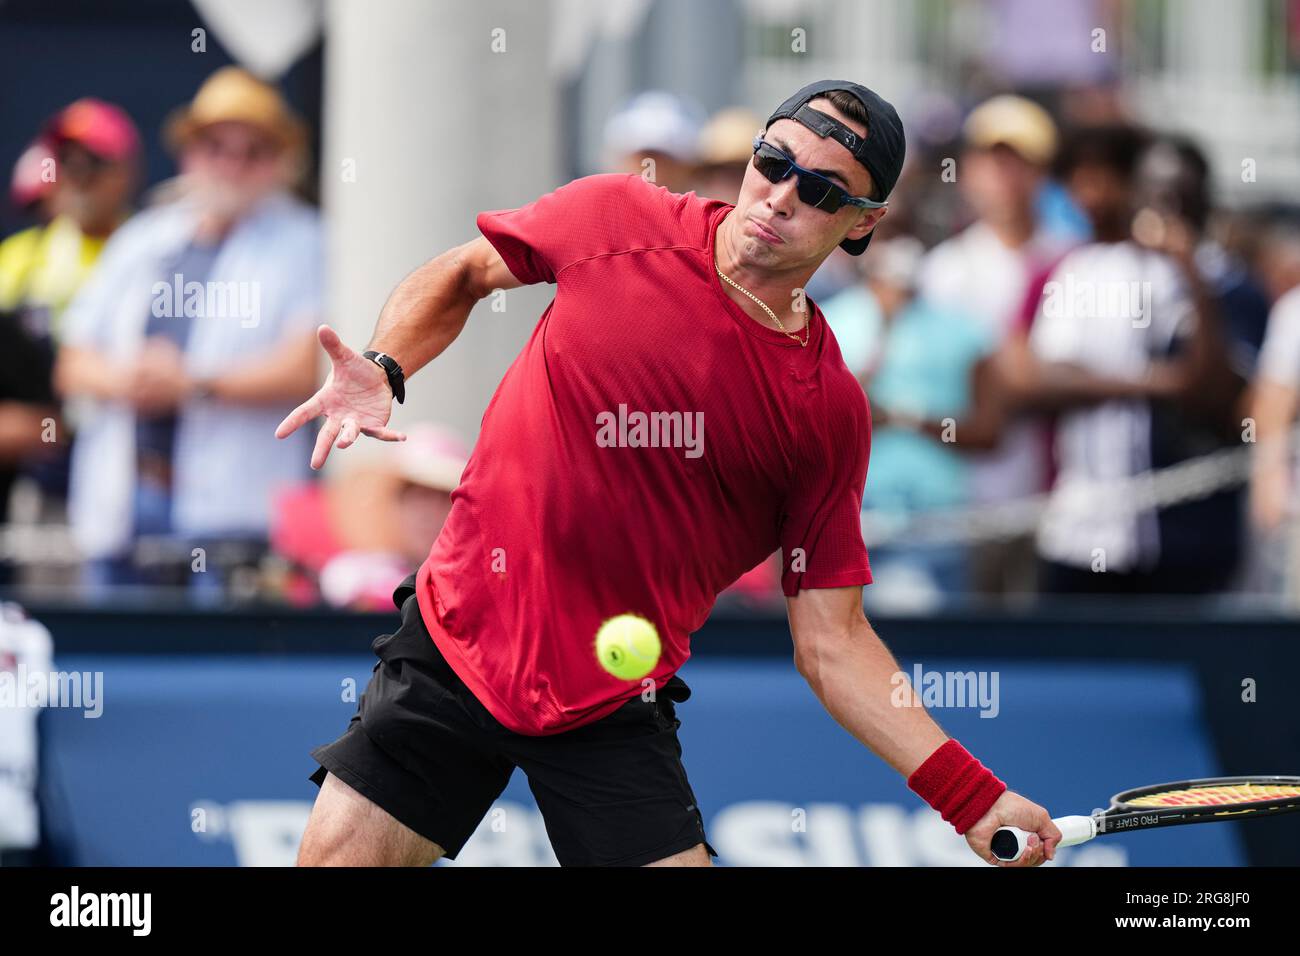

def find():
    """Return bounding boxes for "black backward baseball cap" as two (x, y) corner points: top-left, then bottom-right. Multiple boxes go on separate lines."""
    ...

(764, 79), (906, 255)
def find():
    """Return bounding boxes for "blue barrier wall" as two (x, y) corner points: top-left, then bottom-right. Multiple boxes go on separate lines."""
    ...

(17, 598), (1299, 866)
(37, 650), (1243, 866)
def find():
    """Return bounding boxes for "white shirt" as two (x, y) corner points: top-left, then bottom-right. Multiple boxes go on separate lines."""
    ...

(1256, 284), (1300, 501)
(0, 603), (52, 849)
(1029, 241), (1194, 571)
(919, 221), (1069, 504)
(1257, 285), (1300, 389)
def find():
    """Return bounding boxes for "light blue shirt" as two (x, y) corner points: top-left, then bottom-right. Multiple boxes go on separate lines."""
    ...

(821, 284), (993, 514)
(61, 191), (323, 559)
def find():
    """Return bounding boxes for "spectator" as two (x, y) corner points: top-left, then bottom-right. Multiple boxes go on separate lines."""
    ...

(822, 235), (996, 606)
(1247, 224), (1300, 599)
(693, 107), (763, 205)
(0, 100), (141, 587)
(804, 241), (864, 308)
(917, 94), (1072, 598)
(1019, 123), (1240, 595)
(52, 67), (322, 601)
(8, 139), (58, 226)
(1133, 136), (1271, 594)
(0, 100), (140, 341)
(269, 423), (469, 610)
(320, 423), (468, 610)
(601, 90), (704, 194)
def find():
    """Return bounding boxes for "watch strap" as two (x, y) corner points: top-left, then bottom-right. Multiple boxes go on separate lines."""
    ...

(361, 350), (405, 404)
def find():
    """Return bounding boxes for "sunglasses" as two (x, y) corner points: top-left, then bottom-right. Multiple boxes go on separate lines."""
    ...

(751, 136), (887, 213)
(195, 133), (281, 165)
(57, 144), (112, 182)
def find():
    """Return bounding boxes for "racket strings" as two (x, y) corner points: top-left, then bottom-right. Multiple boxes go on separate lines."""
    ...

(1125, 783), (1300, 808)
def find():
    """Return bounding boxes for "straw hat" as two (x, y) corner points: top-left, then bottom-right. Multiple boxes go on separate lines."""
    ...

(698, 107), (764, 166)
(963, 94), (1058, 167)
(164, 66), (307, 153)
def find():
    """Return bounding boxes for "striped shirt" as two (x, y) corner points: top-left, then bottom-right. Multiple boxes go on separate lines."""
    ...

(1029, 241), (1193, 572)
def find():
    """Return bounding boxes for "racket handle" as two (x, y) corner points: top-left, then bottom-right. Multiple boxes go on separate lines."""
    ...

(990, 815), (1097, 862)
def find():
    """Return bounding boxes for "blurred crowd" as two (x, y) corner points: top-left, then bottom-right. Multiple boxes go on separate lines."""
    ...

(3, 71), (1300, 611)
(600, 88), (1300, 611)
(0, 66), (467, 611)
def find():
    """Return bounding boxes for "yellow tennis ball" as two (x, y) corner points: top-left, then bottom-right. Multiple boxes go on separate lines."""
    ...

(595, 614), (661, 680)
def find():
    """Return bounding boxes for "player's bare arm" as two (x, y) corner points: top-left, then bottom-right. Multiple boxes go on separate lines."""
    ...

(274, 236), (523, 468)
(786, 584), (1062, 866)
(367, 235), (525, 378)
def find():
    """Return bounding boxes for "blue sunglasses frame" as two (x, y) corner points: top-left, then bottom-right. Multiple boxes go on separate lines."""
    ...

(751, 135), (888, 212)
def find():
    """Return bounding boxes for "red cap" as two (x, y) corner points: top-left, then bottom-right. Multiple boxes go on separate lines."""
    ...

(45, 98), (141, 163)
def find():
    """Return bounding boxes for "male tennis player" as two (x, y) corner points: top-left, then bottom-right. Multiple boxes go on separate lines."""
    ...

(280, 80), (1061, 867)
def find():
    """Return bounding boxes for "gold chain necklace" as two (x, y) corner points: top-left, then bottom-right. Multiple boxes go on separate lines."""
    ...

(715, 263), (809, 347)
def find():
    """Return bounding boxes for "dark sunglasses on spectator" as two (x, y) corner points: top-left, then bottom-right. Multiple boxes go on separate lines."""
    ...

(57, 144), (111, 181)
(196, 134), (280, 164)
(751, 136), (887, 213)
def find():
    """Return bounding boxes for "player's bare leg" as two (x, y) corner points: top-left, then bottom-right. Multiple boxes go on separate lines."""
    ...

(643, 843), (713, 867)
(297, 771), (445, 867)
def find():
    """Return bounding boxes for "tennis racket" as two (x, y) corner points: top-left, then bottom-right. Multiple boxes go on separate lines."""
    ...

(991, 775), (1300, 862)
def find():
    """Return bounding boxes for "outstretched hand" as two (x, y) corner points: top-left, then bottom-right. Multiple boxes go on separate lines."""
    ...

(275, 324), (407, 469)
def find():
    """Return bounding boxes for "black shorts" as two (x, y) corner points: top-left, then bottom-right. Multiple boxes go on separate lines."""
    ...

(309, 572), (718, 867)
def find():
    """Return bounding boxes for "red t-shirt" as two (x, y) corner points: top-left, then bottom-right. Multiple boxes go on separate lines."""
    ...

(416, 173), (872, 735)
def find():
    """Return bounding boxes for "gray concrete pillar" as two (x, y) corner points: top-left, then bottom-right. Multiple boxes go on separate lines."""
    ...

(322, 0), (561, 455)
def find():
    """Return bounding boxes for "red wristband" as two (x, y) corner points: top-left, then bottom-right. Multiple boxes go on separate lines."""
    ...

(906, 739), (1007, 835)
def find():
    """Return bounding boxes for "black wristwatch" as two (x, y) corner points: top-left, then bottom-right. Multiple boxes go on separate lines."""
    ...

(361, 350), (405, 404)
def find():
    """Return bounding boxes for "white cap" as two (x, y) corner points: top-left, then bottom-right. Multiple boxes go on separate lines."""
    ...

(392, 423), (470, 493)
(602, 90), (705, 163)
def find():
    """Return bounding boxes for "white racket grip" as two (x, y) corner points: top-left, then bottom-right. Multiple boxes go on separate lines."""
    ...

(990, 815), (1097, 862)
